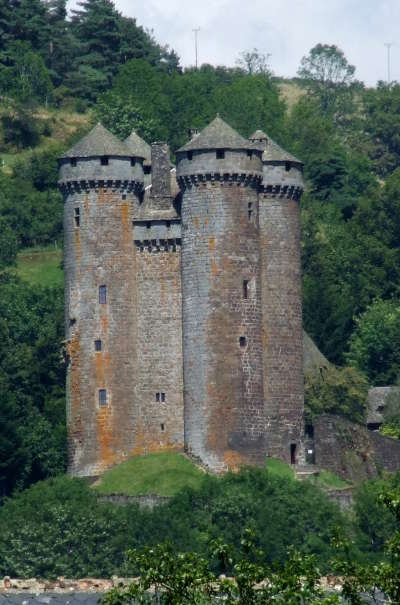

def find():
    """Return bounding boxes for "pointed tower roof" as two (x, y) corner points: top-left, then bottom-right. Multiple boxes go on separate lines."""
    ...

(249, 130), (302, 164)
(178, 116), (255, 152)
(124, 130), (151, 165)
(61, 123), (131, 159)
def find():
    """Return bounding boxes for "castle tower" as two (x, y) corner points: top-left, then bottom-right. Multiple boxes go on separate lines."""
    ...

(176, 117), (266, 471)
(131, 140), (184, 453)
(250, 130), (304, 464)
(58, 124), (144, 476)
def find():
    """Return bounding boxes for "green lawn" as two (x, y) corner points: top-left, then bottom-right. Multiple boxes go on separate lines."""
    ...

(312, 469), (351, 490)
(16, 247), (63, 287)
(266, 457), (295, 479)
(94, 452), (206, 497)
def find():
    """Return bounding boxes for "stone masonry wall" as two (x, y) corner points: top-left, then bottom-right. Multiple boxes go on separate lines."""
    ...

(63, 182), (140, 476)
(314, 414), (400, 482)
(180, 174), (266, 471)
(259, 190), (304, 464)
(134, 242), (184, 453)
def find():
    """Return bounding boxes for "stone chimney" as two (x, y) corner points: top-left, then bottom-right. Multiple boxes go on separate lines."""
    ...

(150, 142), (172, 209)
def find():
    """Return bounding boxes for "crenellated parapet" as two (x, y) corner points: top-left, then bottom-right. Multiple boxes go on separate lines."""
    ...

(58, 179), (143, 195)
(177, 171), (262, 190)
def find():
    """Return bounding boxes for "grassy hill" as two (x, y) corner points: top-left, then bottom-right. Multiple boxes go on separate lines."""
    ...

(93, 452), (206, 497)
(16, 246), (63, 287)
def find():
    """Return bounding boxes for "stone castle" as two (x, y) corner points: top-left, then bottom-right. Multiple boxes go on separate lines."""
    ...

(58, 116), (304, 477)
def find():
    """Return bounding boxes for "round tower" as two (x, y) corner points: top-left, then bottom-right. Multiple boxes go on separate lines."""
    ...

(58, 124), (144, 476)
(249, 130), (304, 465)
(176, 116), (266, 471)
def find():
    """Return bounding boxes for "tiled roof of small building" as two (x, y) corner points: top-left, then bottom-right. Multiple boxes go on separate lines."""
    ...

(178, 116), (256, 152)
(249, 130), (302, 164)
(124, 131), (151, 166)
(61, 124), (132, 159)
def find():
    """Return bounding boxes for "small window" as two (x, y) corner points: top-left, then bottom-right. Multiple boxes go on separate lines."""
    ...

(248, 202), (253, 221)
(144, 165), (151, 175)
(239, 336), (247, 348)
(243, 280), (249, 299)
(101, 157), (109, 166)
(156, 392), (166, 403)
(70, 158), (77, 167)
(146, 221), (151, 230)
(131, 158), (136, 166)
(99, 285), (107, 304)
(285, 161), (291, 172)
(247, 150), (252, 158)
(74, 207), (80, 227)
(187, 151), (193, 161)
(99, 389), (107, 406)
(156, 392), (160, 402)
(305, 424), (314, 439)
(95, 340), (102, 352)
(216, 150), (225, 160)
(290, 443), (297, 465)
(161, 423), (165, 431)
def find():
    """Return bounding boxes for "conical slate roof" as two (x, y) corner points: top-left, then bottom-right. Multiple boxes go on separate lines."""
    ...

(61, 123), (131, 159)
(124, 130), (151, 165)
(178, 116), (254, 152)
(249, 130), (302, 164)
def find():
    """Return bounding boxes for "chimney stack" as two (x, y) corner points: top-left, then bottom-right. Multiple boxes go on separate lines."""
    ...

(151, 142), (171, 208)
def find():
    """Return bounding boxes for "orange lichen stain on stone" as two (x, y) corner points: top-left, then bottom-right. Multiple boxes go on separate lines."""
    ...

(160, 277), (166, 306)
(193, 217), (199, 229)
(211, 261), (218, 276)
(98, 187), (105, 205)
(95, 351), (111, 386)
(67, 332), (82, 447)
(97, 405), (116, 469)
(84, 194), (89, 213)
(223, 450), (246, 471)
(101, 314), (109, 333)
(204, 217), (209, 226)
(209, 235), (215, 251)
(120, 202), (130, 247)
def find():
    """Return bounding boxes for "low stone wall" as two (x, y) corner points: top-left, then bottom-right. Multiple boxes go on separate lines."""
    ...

(314, 414), (400, 482)
(324, 487), (354, 511)
(97, 494), (171, 509)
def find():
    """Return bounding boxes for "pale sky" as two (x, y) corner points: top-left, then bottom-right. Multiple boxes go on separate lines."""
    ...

(67, 0), (400, 86)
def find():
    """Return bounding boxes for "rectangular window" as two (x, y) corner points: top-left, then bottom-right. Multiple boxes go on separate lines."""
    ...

(131, 158), (136, 166)
(285, 161), (291, 172)
(156, 392), (166, 403)
(161, 423), (165, 431)
(187, 151), (193, 161)
(99, 285), (107, 304)
(144, 166), (151, 175)
(248, 202), (253, 221)
(156, 392), (160, 402)
(239, 336), (247, 348)
(74, 207), (80, 227)
(216, 150), (225, 160)
(243, 280), (249, 299)
(99, 389), (107, 406)
(247, 150), (253, 158)
(95, 339), (102, 352)
(101, 157), (109, 166)
(70, 158), (77, 167)
(290, 443), (297, 465)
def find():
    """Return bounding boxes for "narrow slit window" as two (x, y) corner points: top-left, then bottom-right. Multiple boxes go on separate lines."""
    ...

(239, 336), (247, 348)
(74, 207), (80, 227)
(99, 285), (107, 304)
(95, 339), (102, 352)
(131, 158), (136, 166)
(101, 156), (109, 166)
(160, 423), (165, 431)
(161, 392), (166, 403)
(70, 158), (77, 167)
(156, 392), (160, 402)
(248, 202), (253, 220)
(243, 280), (249, 299)
(99, 389), (107, 406)
(285, 161), (291, 172)
(216, 149), (225, 160)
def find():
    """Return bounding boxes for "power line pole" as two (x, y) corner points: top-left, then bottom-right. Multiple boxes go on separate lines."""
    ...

(193, 28), (200, 69)
(384, 43), (393, 83)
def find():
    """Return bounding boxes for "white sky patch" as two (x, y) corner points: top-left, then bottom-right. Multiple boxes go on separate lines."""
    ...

(67, 0), (400, 86)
